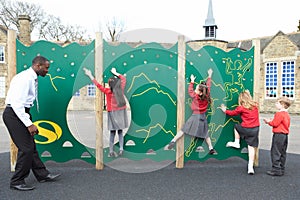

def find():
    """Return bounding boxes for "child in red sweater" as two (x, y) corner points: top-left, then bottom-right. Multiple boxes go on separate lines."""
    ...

(166, 69), (217, 155)
(220, 90), (260, 175)
(264, 97), (292, 176)
(84, 67), (128, 158)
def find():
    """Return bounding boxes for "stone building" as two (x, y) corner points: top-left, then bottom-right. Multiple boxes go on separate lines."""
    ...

(0, 25), (8, 107)
(186, 0), (300, 113)
(0, 5), (300, 113)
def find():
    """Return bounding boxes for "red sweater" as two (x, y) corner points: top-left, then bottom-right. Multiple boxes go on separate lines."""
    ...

(92, 75), (126, 112)
(267, 111), (290, 134)
(225, 105), (260, 128)
(189, 77), (211, 114)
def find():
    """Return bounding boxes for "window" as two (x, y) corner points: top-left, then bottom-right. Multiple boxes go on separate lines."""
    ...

(0, 76), (5, 98)
(205, 27), (216, 38)
(73, 90), (80, 97)
(87, 84), (95, 97)
(0, 46), (5, 63)
(281, 61), (295, 99)
(265, 62), (278, 99)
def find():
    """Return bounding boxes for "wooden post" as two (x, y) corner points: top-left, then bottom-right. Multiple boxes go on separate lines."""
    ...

(176, 35), (186, 168)
(252, 39), (261, 167)
(7, 30), (18, 172)
(95, 32), (104, 170)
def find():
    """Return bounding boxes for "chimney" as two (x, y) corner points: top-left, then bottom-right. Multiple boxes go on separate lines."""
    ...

(18, 15), (31, 45)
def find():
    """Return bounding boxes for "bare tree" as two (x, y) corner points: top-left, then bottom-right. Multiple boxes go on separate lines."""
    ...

(105, 17), (126, 42)
(0, 0), (44, 32)
(0, 0), (89, 42)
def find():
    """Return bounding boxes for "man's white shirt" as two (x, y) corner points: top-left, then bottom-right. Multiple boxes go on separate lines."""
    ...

(5, 67), (38, 127)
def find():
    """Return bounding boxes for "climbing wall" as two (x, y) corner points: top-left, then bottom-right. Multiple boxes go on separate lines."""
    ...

(16, 39), (254, 164)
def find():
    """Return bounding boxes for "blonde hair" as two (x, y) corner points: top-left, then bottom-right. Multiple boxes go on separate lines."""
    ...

(238, 90), (258, 110)
(278, 96), (292, 109)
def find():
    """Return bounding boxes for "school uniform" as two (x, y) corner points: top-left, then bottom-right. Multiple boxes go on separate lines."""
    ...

(181, 78), (211, 138)
(267, 111), (290, 174)
(225, 105), (260, 147)
(92, 75), (128, 130)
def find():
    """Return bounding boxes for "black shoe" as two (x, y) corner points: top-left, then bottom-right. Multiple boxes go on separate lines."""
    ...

(108, 152), (118, 158)
(39, 173), (61, 183)
(167, 141), (175, 150)
(266, 170), (283, 176)
(10, 184), (35, 191)
(209, 149), (218, 155)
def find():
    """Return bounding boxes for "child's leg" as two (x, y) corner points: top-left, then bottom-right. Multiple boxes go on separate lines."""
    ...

(166, 130), (184, 150)
(206, 137), (218, 155)
(117, 129), (124, 151)
(280, 136), (288, 173)
(205, 137), (213, 150)
(109, 130), (116, 153)
(233, 128), (240, 142)
(171, 130), (184, 142)
(226, 128), (240, 148)
(270, 134), (286, 174)
(247, 145), (255, 174)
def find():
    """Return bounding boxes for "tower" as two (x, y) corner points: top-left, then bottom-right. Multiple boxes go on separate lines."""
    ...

(203, 0), (218, 39)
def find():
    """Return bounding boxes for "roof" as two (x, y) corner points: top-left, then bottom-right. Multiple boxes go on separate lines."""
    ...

(227, 31), (300, 52)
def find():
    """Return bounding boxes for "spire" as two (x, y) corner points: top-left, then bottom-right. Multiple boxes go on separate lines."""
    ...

(203, 0), (218, 39)
(205, 0), (216, 26)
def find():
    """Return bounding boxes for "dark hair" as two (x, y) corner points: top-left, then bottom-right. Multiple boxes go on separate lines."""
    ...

(32, 56), (49, 65)
(109, 77), (126, 107)
(198, 81), (212, 104)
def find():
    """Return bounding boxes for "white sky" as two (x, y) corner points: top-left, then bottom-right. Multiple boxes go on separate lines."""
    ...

(20, 0), (300, 42)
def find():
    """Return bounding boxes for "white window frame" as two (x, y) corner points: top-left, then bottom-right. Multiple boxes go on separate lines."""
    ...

(0, 76), (6, 98)
(265, 62), (278, 99)
(281, 61), (295, 99)
(0, 45), (5, 63)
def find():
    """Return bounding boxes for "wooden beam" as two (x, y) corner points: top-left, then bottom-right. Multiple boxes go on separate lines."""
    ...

(7, 30), (17, 172)
(252, 39), (261, 167)
(95, 32), (104, 170)
(176, 35), (186, 168)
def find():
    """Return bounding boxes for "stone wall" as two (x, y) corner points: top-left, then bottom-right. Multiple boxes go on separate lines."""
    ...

(261, 34), (299, 113)
(0, 28), (8, 108)
(187, 39), (228, 51)
(18, 15), (31, 46)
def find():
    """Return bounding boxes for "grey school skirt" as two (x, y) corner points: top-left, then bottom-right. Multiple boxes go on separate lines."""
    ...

(235, 124), (259, 147)
(107, 109), (128, 130)
(181, 113), (208, 139)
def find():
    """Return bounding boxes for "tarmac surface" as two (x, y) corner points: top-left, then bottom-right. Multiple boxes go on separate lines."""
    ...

(1, 111), (300, 200)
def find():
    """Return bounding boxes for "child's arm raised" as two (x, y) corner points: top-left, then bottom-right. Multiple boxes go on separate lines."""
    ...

(111, 67), (121, 77)
(83, 67), (95, 80)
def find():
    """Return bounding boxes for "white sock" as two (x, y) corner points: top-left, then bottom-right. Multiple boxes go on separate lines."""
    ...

(248, 160), (254, 167)
(234, 139), (240, 144)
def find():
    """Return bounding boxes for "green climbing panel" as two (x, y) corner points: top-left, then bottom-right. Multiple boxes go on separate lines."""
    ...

(16, 39), (254, 165)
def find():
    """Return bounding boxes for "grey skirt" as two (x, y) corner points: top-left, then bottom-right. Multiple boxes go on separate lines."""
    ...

(107, 109), (128, 130)
(235, 124), (259, 147)
(181, 113), (208, 139)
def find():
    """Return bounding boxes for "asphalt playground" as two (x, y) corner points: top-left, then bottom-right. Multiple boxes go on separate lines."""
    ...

(0, 112), (300, 200)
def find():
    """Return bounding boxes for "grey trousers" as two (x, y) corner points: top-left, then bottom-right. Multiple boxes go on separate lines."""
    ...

(271, 133), (288, 172)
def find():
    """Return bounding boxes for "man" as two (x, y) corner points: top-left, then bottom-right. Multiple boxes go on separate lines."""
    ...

(2, 56), (60, 191)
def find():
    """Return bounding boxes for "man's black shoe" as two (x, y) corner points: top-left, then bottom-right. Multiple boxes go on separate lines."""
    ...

(266, 170), (283, 176)
(39, 173), (61, 183)
(10, 184), (35, 191)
